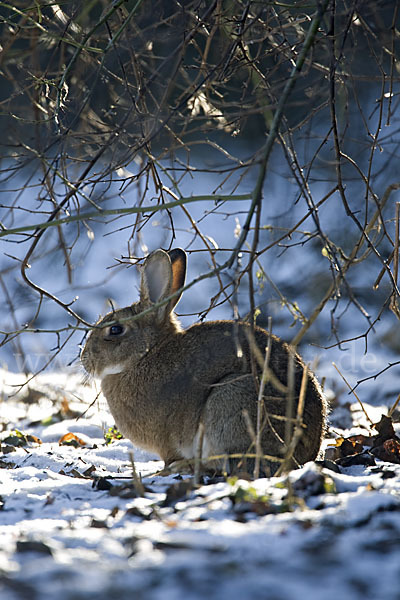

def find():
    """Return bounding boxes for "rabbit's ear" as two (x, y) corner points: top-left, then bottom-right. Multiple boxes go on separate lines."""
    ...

(141, 249), (172, 305)
(167, 248), (186, 310)
(140, 248), (186, 319)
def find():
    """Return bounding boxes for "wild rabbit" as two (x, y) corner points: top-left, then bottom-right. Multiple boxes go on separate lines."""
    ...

(81, 248), (326, 475)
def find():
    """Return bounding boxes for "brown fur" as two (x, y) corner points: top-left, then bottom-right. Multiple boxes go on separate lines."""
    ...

(81, 248), (327, 475)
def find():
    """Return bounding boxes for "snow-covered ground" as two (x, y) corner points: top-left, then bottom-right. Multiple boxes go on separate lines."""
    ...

(1, 368), (400, 600)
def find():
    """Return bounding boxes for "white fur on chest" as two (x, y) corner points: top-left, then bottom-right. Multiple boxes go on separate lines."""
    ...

(99, 363), (125, 380)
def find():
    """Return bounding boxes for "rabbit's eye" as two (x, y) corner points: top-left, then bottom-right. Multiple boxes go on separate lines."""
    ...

(108, 324), (125, 336)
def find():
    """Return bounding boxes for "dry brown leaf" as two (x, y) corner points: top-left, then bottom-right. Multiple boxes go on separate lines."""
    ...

(58, 432), (87, 447)
(372, 415), (398, 447)
(27, 434), (42, 445)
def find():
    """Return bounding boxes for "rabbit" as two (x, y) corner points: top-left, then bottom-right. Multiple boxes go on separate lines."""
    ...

(81, 248), (327, 476)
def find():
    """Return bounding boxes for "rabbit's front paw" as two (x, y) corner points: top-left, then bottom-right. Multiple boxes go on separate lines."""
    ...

(159, 458), (194, 476)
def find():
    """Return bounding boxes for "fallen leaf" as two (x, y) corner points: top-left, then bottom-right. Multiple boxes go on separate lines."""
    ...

(327, 435), (367, 461)
(2, 430), (42, 448)
(348, 434), (373, 447)
(163, 519), (179, 528)
(22, 388), (44, 404)
(3, 430), (28, 447)
(58, 433), (86, 447)
(60, 397), (81, 419)
(125, 506), (152, 520)
(0, 444), (17, 454)
(16, 540), (53, 556)
(384, 438), (400, 456)
(110, 506), (119, 518)
(339, 438), (364, 457)
(372, 415), (398, 447)
(162, 480), (194, 507)
(93, 477), (113, 491)
(371, 439), (400, 464)
(109, 483), (143, 499)
(247, 499), (274, 516)
(36, 399), (81, 427)
(27, 434), (42, 445)
(82, 465), (97, 478)
(337, 452), (376, 468)
(58, 467), (86, 478)
(61, 397), (71, 415)
(90, 518), (108, 529)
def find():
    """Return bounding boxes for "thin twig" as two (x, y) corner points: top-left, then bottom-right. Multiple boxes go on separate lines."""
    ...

(389, 202), (400, 319)
(129, 451), (146, 497)
(284, 347), (296, 456)
(254, 316), (272, 479)
(275, 364), (308, 477)
(194, 422), (205, 486)
(1, 195), (252, 239)
(332, 362), (373, 425)
(388, 393), (400, 419)
(291, 182), (400, 346)
(243, 408), (257, 475)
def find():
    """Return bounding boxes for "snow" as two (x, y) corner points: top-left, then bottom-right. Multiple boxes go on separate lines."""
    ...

(0, 368), (400, 599)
